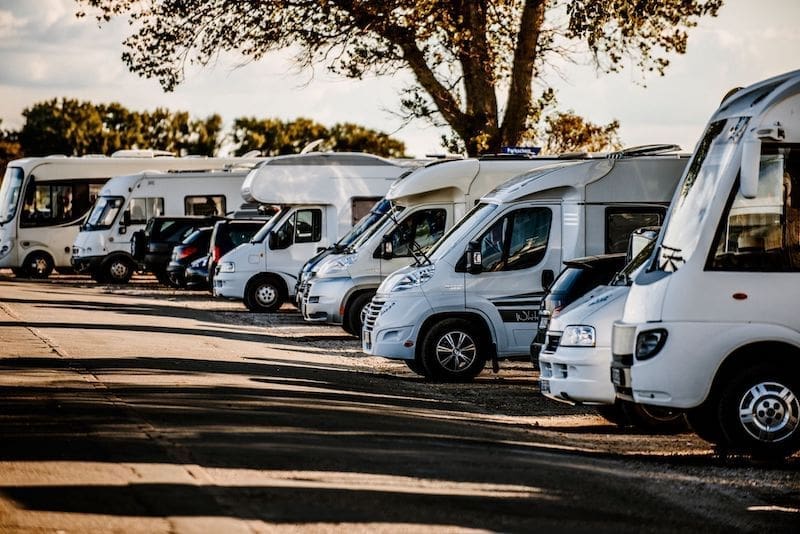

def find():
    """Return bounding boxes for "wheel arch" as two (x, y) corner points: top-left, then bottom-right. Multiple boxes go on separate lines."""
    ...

(416, 310), (498, 361)
(708, 341), (800, 402)
(247, 271), (289, 299)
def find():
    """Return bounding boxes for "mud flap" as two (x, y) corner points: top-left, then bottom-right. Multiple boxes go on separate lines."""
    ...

(490, 342), (499, 373)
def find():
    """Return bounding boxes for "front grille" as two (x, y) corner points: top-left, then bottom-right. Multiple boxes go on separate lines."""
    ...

(362, 297), (385, 333)
(544, 333), (561, 353)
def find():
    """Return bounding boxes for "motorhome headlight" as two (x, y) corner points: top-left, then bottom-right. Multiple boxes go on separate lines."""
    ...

(316, 254), (356, 278)
(390, 265), (435, 292)
(560, 325), (596, 347)
(635, 329), (668, 361)
(218, 261), (236, 273)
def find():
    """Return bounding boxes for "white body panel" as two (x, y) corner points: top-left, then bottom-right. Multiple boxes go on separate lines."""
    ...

(363, 155), (687, 364)
(0, 154), (262, 271)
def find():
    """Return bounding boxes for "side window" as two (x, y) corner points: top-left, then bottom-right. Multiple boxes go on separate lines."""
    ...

(129, 197), (164, 223)
(388, 209), (447, 257)
(475, 207), (552, 272)
(605, 208), (665, 253)
(709, 144), (800, 271)
(21, 182), (84, 227)
(294, 209), (322, 243)
(185, 195), (225, 216)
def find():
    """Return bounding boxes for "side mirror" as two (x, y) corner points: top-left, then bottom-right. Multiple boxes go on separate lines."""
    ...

(740, 137), (761, 199)
(122, 210), (131, 226)
(380, 235), (393, 260)
(465, 240), (482, 275)
(268, 230), (277, 250)
(541, 269), (555, 290)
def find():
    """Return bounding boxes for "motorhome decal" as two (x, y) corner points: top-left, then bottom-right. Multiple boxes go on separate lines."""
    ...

(490, 293), (544, 322)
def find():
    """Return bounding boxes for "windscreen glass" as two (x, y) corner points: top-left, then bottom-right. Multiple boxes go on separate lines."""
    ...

(85, 196), (124, 230)
(0, 167), (23, 224)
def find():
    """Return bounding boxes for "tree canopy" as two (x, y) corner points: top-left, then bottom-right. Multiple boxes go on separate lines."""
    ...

(77, 0), (722, 155)
(2, 99), (407, 162)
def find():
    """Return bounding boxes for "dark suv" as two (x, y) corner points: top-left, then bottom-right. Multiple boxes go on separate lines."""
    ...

(131, 216), (221, 284)
(530, 253), (626, 365)
(165, 226), (214, 288)
(207, 219), (267, 286)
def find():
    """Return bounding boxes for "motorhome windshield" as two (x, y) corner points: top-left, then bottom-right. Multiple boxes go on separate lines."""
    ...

(335, 198), (392, 249)
(613, 240), (656, 286)
(85, 196), (124, 230)
(428, 202), (499, 261)
(251, 207), (284, 243)
(0, 167), (23, 225)
(655, 118), (744, 272)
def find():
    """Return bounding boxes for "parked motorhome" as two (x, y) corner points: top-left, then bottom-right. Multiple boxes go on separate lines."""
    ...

(71, 167), (257, 283)
(0, 151), (262, 278)
(611, 70), (800, 459)
(212, 152), (416, 312)
(363, 148), (688, 381)
(302, 155), (585, 335)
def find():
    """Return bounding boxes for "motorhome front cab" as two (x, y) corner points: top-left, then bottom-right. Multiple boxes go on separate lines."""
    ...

(0, 152), (260, 278)
(363, 152), (688, 381)
(212, 152), (411, 312)
(71, 167), (255, 283)
(302, 155), (587, 335)
(611, 70), (800, 459)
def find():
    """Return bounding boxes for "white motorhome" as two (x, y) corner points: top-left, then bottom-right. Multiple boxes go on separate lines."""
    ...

(611, 70), (800, 459)
(71, 166), (259, 283)
(363, 148), (688, 381)
(212, 152), (415, 312)
(302, 155), (583, 335)
(0, 151), (261, 278)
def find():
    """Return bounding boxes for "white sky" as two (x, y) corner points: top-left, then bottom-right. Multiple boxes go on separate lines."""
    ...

(0, 0), (798, 157)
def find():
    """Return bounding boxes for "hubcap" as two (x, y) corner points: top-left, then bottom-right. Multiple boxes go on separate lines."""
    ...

(739, 381), (799, 443)
(31, 256), (48, 274)
(109, 261), (128, 279)
(435, 331), (477, 371)
(255, 284), (277, 307)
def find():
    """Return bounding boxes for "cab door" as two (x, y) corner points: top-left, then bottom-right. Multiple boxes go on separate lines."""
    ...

(464, 203), (562, 356)
(268, 206), (326, 288)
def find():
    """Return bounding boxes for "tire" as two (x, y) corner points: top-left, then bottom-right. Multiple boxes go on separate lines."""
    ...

(595, 401), (629, 427)
(22, 251), (54, 279)
(11, 267), (24, 277)
(621, 400), (688, 434)
(686, 401), (725, 445)
(155, 270), (171, 286)
(244, 275), (283, 313)
(404, 357), (426, 376)
(130, 230), (146, 260)
(718, 364), (800, 459)
(420, 318), (486, 382)
(342, 292), (373, 337)
(166, 271), (184, 289)
(91, 269), (108, 284)
(102, 256), (134, 284)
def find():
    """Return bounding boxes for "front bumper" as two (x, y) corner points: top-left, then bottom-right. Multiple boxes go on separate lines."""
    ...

(539, 343), (616, 405)
(70, 254), (104, 273)
(212, 270), (250, 299)
(302, 276), (355, 324)
(362, 292), (432, 361)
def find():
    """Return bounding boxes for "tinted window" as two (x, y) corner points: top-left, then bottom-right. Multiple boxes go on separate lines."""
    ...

(388, 209), (447, 258)
(185, 196), (226, 216)
(476, 207), (552, 272)
(129, 197), (164, 223)
(606, 208), (665, 253)
(21, 180), (104, 227)
(294, 209), (322, 243)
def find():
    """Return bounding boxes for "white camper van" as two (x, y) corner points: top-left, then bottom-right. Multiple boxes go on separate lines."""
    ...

(0, 151), (261, 278)
(71, 167), (259, 283)
(363, 148), (688, 381)
(611, 70), (800, 459)
(302, 155), (583, 334)
(212, 152), (414, 312)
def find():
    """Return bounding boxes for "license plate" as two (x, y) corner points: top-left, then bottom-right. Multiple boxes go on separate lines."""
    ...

(540, 379), (550, 394)
(611, 367), (623, 386)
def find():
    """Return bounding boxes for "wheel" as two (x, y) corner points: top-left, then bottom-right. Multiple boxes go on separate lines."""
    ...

(621, 401), (688, 434)
(718, 364), (800, 459)
(11, 267), (24, 277)
(22, 251), (54, 279)
(155, 270), (171, 286)
(420, 318), (486, 382)
(166, 271), (184, 289)
(595, 401), (629, 427)
(404, 357), (426, 376)
(342, 292), (373, 337)
(244, 276), (283, 313)
(102, 256), (133, 284)
(686, 401), (725, 445)
(91, 269), (108, 284)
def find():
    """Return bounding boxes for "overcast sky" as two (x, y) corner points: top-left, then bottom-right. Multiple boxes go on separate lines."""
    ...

(0, 0), (798, 157)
